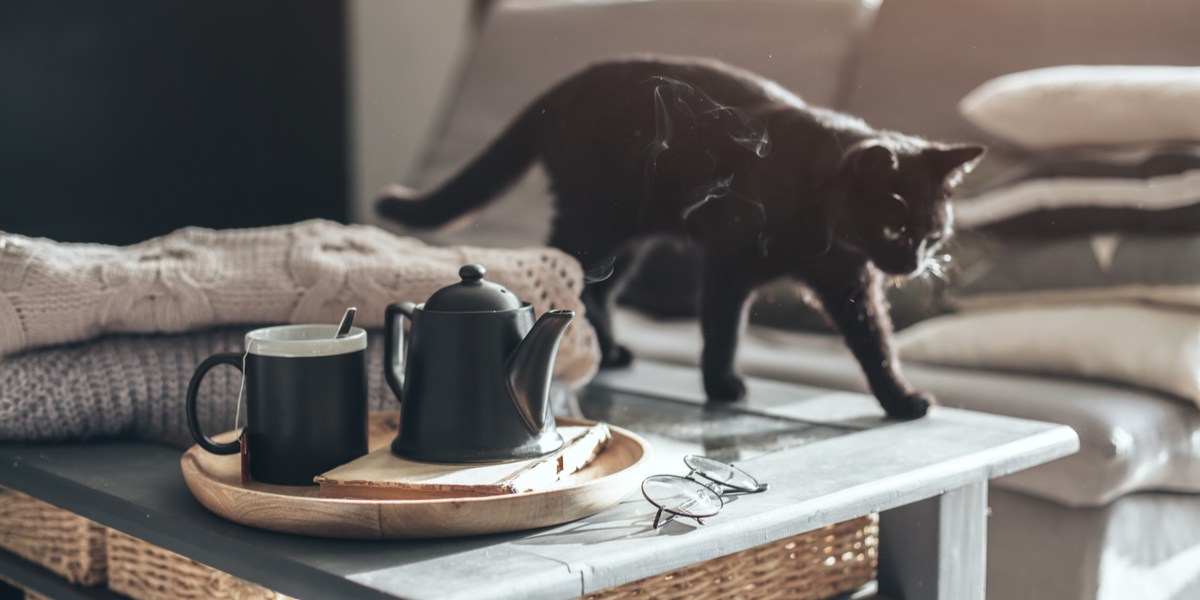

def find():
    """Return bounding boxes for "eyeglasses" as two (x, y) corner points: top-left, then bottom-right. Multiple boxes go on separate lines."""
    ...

(641, 455), (769, 529)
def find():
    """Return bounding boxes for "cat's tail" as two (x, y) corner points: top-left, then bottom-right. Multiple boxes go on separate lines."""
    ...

(375, 106), (539, 228)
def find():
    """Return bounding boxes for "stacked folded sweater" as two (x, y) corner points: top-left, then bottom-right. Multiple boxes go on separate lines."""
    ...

(895, 66), (1200, 407)
(0, 327), (395, 446)
(0, 220), (601, 443)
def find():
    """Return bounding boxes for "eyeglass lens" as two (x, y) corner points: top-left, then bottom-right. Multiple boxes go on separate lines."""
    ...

(683, 455), (761, 492)
(642, 475), (723, 523)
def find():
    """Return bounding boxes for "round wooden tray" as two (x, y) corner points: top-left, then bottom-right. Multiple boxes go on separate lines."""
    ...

(181, 413), (652, 539)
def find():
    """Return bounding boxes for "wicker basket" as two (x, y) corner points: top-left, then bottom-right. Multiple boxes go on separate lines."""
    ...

(588, 514), (878, 600)
(105, 529), (291, 600)
(0, 486), (107, 586)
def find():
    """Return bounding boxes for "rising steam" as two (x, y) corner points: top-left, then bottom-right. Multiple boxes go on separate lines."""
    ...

(644, 76), (772, 158)
(640, 76), (773, 240)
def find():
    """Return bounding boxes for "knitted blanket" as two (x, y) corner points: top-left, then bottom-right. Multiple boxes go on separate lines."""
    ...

(0, 220), (599, 384)
(0, 327), (401, 445)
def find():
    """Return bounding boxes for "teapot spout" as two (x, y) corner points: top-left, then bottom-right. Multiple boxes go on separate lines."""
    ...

(507, 309), (575, 433)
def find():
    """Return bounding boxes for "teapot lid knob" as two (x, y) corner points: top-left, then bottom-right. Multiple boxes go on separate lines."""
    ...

(460, 264), (486, 284)
(422, 264), (523, 312)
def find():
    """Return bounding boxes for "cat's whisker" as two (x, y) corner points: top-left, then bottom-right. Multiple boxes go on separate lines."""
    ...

(925, 260), (950, 283)
(911, 254), (947, 283)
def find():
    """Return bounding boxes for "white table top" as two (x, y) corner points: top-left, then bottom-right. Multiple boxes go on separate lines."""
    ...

(0, 361), (1078, 600)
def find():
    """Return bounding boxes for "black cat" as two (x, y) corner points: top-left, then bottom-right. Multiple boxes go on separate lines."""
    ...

(378, 57), (984, 419)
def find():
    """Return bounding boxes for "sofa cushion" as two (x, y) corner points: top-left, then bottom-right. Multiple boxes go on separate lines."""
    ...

(987, 488), (1200, 600)
(897, 305), (1200, 407)
(615, 308), (1200, 507)
(959, 66), (1200, 150)
(948, 233), (1200, 312)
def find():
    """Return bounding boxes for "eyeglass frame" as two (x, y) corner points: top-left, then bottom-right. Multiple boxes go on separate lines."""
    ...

(641, 455), (769, 529)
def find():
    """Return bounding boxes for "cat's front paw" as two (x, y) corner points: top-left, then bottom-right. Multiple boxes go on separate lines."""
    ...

(599, 344), (634, 369)
(704, 372), (747, 402)
(881, 390), (936, 420)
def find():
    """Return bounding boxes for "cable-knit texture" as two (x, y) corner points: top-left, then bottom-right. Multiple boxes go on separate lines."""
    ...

(0, 327), (403, 444)
(0, 220), (599, 381)
(0, 220), (601, 443)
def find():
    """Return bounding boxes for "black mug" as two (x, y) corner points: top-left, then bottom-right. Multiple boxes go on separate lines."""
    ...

(186, 324), (369, 486)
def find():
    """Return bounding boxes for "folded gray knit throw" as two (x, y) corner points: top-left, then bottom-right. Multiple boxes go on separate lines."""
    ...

(0, 328), (396, 446)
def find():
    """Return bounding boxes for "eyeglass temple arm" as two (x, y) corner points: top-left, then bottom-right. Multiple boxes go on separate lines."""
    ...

(689, 472), (770, 496)
(724, 482), (771, 495)
(653, 507), (680, 529)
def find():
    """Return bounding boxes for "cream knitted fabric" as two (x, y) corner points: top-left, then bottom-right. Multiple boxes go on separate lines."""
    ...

(0, 220), (599, 384)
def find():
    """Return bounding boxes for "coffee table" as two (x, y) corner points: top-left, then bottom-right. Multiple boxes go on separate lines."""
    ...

(0, 361), (1077, 600)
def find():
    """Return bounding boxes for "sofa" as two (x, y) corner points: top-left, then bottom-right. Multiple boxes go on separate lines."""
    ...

(394, 1), (1200, 599)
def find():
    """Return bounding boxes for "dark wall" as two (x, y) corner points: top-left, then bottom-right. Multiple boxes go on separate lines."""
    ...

(0, 1), (347, 245)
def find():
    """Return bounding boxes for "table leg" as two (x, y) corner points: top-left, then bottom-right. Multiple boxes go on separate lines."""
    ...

(877, 482), (988, 600)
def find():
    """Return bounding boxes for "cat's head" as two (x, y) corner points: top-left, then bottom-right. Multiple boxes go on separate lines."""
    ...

(833, 140), (985, 276)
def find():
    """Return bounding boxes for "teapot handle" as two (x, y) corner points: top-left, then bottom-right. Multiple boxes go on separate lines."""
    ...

(384, 302), (416, 404)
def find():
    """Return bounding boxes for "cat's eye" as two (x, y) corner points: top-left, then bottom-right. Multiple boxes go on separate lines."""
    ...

(882, 225), (906, 242)
(890, 193), (908, 208)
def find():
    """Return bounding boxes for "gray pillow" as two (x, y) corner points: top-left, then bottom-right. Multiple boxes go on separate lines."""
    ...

(950, 232), (1200, 311)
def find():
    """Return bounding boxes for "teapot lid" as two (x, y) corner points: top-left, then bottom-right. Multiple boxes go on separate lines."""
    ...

(423, 264), (523, 312)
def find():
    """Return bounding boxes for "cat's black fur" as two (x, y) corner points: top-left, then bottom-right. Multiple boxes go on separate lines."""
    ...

(378, 57), (984, 419)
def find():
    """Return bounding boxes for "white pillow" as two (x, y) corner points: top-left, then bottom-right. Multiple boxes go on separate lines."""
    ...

(896, 304), (1200, 406)
(959, 66), (1200, 150)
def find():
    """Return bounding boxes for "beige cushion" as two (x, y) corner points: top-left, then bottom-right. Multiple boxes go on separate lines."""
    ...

(959, 66), (1200, 150)
(896, 304), (1200, 406)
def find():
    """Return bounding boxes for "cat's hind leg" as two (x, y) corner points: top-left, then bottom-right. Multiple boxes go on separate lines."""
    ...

(549, 231), (647, 369)
(586, 244), (653, 368)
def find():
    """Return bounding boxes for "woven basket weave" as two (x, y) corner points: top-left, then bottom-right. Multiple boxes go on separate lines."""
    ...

(0, 486), (107, 586)
(106, 530), (291, 600)
(588, 514), (878, 600)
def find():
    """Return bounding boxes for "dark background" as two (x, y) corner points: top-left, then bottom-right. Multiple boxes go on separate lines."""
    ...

(0, 1), (348, 245)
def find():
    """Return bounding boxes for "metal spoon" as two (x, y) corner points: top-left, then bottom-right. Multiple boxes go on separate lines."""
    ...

(335, 307), (357, 339)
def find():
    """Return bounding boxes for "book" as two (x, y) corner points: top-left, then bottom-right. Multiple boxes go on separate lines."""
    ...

(315, 423), (611, 500)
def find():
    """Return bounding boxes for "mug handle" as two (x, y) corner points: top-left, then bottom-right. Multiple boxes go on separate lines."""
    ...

(186, 352), (244, 455)
(384, 302), (416, 404)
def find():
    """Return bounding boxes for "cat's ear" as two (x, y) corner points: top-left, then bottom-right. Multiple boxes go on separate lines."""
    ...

(926, 144), (986, 186)
(852, 144), (898, 174)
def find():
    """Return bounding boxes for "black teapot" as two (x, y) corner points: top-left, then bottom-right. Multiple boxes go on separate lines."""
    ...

(384, 264), (574, 462)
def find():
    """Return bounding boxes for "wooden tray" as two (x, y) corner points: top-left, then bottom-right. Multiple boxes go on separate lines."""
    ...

(180, 413), (651, 539)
